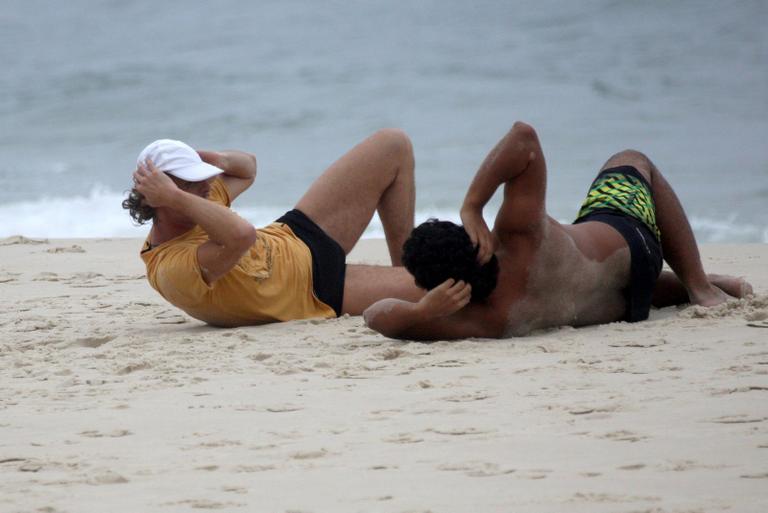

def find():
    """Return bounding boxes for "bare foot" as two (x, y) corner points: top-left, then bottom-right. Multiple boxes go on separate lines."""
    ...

(708, 274), (754, 299)
(689, 284), (731, 307)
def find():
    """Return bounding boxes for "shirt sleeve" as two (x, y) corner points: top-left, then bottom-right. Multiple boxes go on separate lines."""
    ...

(208, 178), (232, 207)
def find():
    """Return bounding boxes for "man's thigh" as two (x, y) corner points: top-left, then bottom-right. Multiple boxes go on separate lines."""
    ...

(599, 149), (653, 183)
(342, 264), (423, 315)
(295, 129), (412, 254)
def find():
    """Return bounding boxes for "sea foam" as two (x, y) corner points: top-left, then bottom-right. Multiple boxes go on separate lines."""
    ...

(1, 189), (765, 243)
(0, 189), (464, 240)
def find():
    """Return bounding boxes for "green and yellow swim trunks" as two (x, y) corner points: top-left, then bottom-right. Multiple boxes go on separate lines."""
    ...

(576, 166), (660, 240)
(574, 165), (663, 323)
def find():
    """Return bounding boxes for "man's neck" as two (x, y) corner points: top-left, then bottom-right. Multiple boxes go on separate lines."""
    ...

(151, 211), (196, 246)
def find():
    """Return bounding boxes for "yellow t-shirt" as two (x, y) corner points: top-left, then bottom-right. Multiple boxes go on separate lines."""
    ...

(140, 179), (336, 326)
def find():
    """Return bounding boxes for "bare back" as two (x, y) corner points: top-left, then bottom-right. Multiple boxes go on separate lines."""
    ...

(482, 217), (631, 336)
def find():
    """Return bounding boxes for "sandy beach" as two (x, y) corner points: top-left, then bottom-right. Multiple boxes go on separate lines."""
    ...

(1, 236), (766, 513)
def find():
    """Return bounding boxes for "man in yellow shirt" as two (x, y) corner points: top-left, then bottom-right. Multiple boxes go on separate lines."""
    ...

(124, 130), (422, 327)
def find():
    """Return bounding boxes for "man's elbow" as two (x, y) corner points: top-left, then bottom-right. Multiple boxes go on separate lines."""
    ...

(510, 121), (537, 141)
(362, 307), (387, 335)
(363, 303), (407, 340)
(233, 225), (258, 252)
(245, 152), (257, 178)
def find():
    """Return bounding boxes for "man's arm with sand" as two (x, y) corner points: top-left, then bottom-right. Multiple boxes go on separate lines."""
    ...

(363, 279), (499, 340)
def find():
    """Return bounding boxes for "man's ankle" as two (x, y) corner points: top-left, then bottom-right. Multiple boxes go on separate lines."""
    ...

(688, 284), (728, 307)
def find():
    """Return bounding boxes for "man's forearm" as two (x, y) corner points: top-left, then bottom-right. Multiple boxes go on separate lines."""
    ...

(169, 189), (256, 247)
(462, 122), (537, 213)
(363, 299), (424, 339)
(364, 298), (487, 341)
(216, 150), (256, 179)
(218, 151), (257, 180)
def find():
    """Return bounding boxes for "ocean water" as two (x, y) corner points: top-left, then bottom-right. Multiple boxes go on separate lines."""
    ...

(1, 0), (766, 242)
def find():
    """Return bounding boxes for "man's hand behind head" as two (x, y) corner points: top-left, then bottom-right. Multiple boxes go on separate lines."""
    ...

(133, 158), (180, 208)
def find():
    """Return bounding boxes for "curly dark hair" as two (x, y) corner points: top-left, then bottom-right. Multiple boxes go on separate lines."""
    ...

(402, 218), (499, 302)
(122, 188), (156, 225)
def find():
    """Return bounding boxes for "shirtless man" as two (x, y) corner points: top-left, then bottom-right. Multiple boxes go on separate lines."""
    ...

(124, 129), (421, 327)
(363, 122), (752, 340)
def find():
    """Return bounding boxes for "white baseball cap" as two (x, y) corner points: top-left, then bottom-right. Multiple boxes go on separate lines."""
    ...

(137, 139), (222, 182)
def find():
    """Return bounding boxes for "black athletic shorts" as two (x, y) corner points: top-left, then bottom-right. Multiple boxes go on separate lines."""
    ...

(276, 209), (346, 316)
(574, 167), (663, 322)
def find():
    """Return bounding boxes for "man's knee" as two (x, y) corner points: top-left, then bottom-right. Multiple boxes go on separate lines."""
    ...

(510, 121), (537, 141)
(601, 149), (654, 180)
(371, 128), (413, 162)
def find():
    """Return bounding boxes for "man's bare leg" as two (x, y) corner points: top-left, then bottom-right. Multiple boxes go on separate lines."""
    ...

(295, 128), (415, 265)
(343, 265), (423, 315)
(601, 150), (751, 306)
(294, 129), (422, 314)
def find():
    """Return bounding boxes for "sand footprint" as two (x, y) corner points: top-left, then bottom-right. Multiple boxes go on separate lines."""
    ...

(427, 427), (494, 436)
(709, 414), (766, 424)
(116, 362), (151, 375)
(248, 352), (273, 362)
(597, 430), (648, 443)
(617, 463), (646, 470)
(569, 492), (660, 503)
(33, 272), (60, 282)
(46, 245), (86, 254)
(156, 313), (188, 324)
(265, 404), (303, 413)
(0, 235), (48, 245)
(161, 499), (244, 509)
(437, 461), (516, 477)
(379, 347), (409, 360)
(710, 386), (768, 396)
(430, 359), (468, 368)
(113, 274), (145, 281)
(0, 271), (20, 283)
(222, 486), (248, 494)
(608, 339), (667, 348)
(383, 433), (424, 444)
(66, 272), (108, 288)
(441, 391), (492, 403)
(658, 460), (728, 472)
(515, 468), (552, 479)
(290, 449), (328, 460)
(89, 470), (129, 484)
(740, 472), (768, 479)
(567, 403), (620, 416)
(14, 316), (56, 332)
(72, 335), (115, 348)
(0, 458), (43, 472)
(233, 464), (276, 472)
(79, 429), (132, 438)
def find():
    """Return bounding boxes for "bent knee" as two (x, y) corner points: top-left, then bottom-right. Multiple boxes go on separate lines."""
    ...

(372, 128), (413, 158)
(510, 121), (537, 141)
(601, 149), (654, 178)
